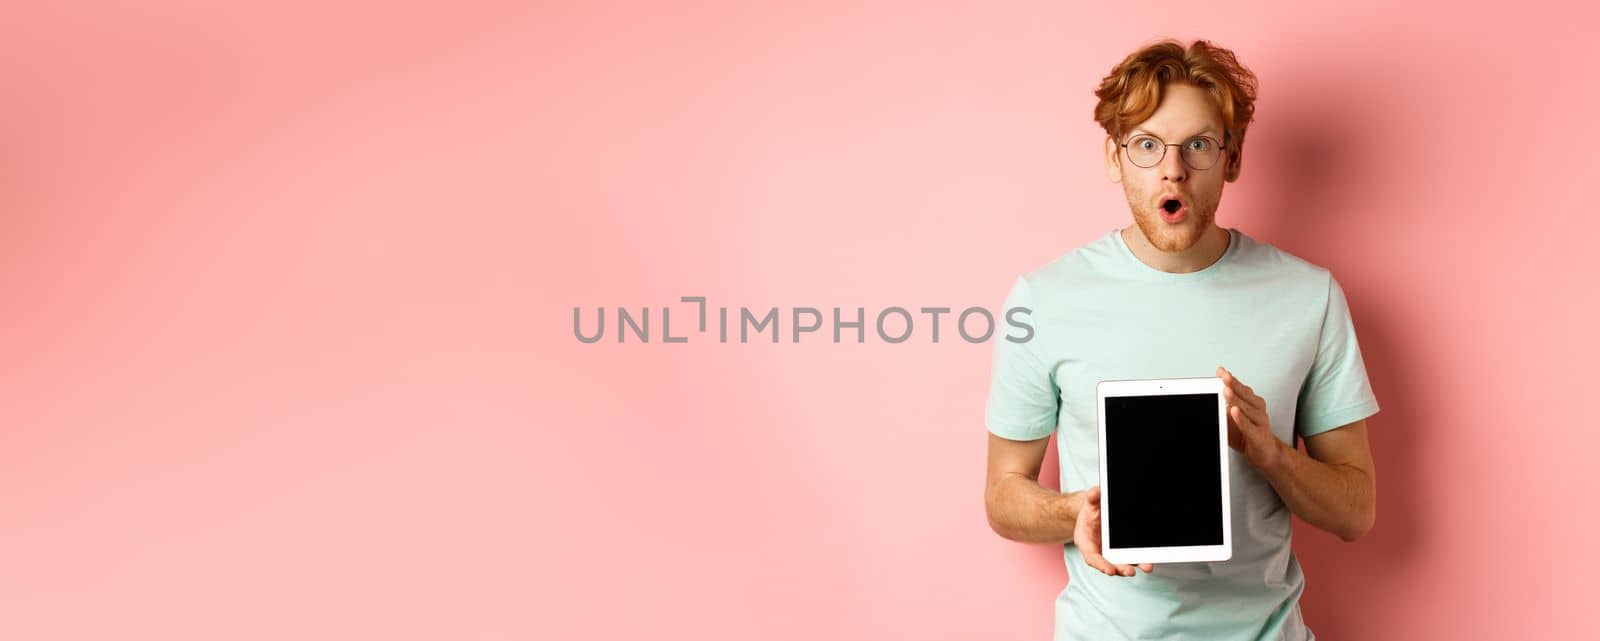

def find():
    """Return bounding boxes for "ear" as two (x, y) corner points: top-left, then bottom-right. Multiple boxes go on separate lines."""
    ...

(1224, 147), (1243, 182)
(1105, 136), (1123, 183)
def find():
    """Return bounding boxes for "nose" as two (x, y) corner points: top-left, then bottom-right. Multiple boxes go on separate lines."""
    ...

(1159, 147), (1188, 183)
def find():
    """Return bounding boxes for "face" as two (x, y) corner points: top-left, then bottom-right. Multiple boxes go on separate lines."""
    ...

(1104, 83), (1240, 253)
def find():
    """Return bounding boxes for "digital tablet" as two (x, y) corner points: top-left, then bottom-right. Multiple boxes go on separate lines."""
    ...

(1096, 377), (1232, 564)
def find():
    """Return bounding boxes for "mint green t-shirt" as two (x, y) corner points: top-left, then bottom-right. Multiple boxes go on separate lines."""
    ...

(985, 226), (1380, 641)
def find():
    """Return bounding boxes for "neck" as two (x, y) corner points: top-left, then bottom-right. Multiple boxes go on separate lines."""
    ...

(1121, 223), (1230, 274)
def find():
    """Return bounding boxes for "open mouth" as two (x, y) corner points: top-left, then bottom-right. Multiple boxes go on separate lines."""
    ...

(1161, 198), (1183, 214)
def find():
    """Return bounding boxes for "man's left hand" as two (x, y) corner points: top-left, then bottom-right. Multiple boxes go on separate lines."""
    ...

(1216, 366), (1287, 472)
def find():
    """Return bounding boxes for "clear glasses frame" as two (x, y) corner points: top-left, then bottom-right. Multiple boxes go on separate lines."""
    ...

(1119, 133), (1228, 170)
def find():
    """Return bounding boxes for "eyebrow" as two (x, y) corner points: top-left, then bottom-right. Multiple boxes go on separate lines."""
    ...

(1131, 127), (1221, 139)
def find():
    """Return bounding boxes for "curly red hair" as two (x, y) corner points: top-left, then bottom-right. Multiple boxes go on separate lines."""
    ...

(1094, 39), (1259, 181)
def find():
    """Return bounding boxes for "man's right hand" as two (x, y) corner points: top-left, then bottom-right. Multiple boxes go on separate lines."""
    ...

(1074, 486), (1155, 577)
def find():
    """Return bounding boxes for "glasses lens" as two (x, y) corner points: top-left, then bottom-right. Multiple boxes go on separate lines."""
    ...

(1179, 137), (1220, 170)
(1126, 135), (1164, 167)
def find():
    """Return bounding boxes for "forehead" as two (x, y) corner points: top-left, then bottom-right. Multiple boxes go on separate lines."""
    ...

(1130, 83), (1223, 138)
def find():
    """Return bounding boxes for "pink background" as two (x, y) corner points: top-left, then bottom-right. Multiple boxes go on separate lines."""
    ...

(3, 1), (1596, 639)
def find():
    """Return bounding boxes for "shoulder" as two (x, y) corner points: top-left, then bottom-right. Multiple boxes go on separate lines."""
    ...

(1230, 229), (1337, 293)
(1011, 229), (1122, 292)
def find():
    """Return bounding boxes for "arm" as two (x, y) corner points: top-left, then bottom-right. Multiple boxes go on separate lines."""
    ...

(980, 277), (1147, 575)
(983, 432), (1084, 544)
(984, 432), (1154, 577)
(1259, 419), (1377, 542)
(1218, 367), (1376, 542)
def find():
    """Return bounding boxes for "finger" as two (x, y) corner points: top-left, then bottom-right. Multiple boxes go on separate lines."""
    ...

(1230, 405), (1257, 431)
(1223, 386), (1246, 420)
(1082, 548), (1118, 576)
(1222, 382), (1260, 415)
(1219, 368), (1266, 411)
(1234, 379), (1266, 412)
(1217, 366), (1244, 394)
(1242, 385), (1267, 412)
(1078, 496), (1119, 577)
(1227, 420), (1245, 451)
(1233, 406), (1273, 443)
(1114, 563), (1136, 577)
(1230, 405), (1259, 435)
(1139, 563), (1155, 573)
(1232, 395), (1269, 427)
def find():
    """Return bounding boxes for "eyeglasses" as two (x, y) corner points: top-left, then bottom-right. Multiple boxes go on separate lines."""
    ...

(1119, 133), (1227, 170)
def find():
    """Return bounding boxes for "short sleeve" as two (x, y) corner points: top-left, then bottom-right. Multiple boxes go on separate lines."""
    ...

(1294, 274), (1381, 437)
(984, 276), (1060, 441)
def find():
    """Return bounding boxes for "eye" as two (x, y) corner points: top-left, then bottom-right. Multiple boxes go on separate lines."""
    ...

(1185, 138), (1213, 151)
(1134, 136), (1159, 151)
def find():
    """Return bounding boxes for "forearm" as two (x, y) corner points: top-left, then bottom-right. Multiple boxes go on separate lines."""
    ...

(1260, 441), (1376, 542)
(985, 473), (1084, 545)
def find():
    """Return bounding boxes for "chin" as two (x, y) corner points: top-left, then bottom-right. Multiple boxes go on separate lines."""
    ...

(1134, 212), (1210, 253)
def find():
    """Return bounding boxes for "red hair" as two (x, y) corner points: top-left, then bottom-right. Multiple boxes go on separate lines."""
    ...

(1094, 39), (1259, 180)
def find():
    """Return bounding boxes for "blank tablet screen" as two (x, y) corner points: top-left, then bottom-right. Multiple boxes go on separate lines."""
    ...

(1104, 393), (1224, 549)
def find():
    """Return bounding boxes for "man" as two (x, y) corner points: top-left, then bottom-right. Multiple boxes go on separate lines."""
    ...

(983, 39), (1379, 641)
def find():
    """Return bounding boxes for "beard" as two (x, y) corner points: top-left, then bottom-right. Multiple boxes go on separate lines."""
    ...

(1127, 194), (1218, 253)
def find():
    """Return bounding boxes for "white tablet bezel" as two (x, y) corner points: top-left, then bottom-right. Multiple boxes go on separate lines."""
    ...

(1096, 377), (1232, 564)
